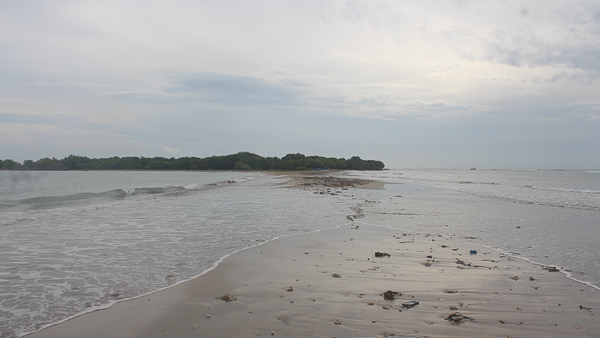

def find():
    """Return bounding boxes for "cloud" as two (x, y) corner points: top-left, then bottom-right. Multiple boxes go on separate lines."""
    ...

(161, 147), (180, 157)
(165, 73), (307, 107)
(1, 1), (600, 168)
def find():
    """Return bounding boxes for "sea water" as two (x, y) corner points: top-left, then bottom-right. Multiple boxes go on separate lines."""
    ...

(346, 169), (600, 291)
(1, 169), (599, 337)
(0, 171), (351, 338)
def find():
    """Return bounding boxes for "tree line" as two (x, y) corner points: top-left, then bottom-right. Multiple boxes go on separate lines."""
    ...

(0, 152), (385, 171)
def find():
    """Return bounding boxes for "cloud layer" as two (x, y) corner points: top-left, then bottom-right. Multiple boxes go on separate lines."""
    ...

(1, 0), (599, 168)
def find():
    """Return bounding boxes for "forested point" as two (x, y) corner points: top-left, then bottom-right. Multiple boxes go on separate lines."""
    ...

(0, 152), (385, 171)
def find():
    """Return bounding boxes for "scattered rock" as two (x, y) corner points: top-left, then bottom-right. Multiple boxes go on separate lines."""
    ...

(455, 259), (471, 267)
(286, 286), (294, 292)
(334, 319), (342, 325)
(529, 276), (536, 281)
(332, 273), (342, 278)
(383, 290), (401, 300)
(510, 276), (519, 281)
(402, 301), (419, 308)
(443, 289), (459, 294)
(445, 312), (474, 324)
(375, 252), (391, 258)
(215, 294), (237, 302)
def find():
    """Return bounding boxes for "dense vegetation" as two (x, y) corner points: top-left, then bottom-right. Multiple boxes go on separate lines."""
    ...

(1, 152), (385, 171)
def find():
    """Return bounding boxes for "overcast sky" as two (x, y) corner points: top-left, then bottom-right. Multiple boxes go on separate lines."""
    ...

(1, 0), (599, 169)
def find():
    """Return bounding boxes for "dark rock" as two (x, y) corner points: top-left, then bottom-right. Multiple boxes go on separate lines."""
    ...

(445, 312), (474, 324)
(383, 290), (401, 300)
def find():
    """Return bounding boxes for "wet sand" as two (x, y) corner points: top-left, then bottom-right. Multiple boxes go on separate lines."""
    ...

(25, 220), (599, 337)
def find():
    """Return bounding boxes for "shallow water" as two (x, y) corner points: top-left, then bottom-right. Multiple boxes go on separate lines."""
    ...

(0, 172), (353, 338)
(1, 169), (598, 337)
(345, 169), (600, 290)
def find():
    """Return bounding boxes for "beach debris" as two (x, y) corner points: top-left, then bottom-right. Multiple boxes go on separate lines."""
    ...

(334, 319), (342, 325)
(383, 333), (396, 337)
(276, 316), (285, 321)
(402, 301), (419, 308)
(271, 331), (275, 336)
(580, 305), (593, 312)
(510, 275), (519, 281)
(445, 312), (474, 324)
(449, 305), (458, 310)
(189, 325), (199, 330)
(215, 293), (237, 302)
(332, 273), (342, 278)
(455, 258), (471, 267)
(469, 250), (478, 255)
(516, 226), (521, 229)
(421, 261), (433, 267)
(443, 289), (459, 294)
(375, 252), (391, 258)
(286, 286), (294, 292)
(383, 290), (401, 300)
(382, 304), (391, 310)
(441, 245), (449, 248)
(544, 266), (561, 272)
(529, 276), (536, 281)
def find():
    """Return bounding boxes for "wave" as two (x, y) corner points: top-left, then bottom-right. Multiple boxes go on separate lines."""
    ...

(1, 178), (254, 212)
(459, 181), (499, 185)
(523, 184), (600, 195)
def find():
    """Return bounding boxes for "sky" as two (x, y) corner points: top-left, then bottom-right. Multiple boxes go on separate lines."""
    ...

(1, 0), (599, 169)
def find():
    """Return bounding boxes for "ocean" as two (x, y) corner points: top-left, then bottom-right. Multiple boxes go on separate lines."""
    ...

(0, 169), (599, 337)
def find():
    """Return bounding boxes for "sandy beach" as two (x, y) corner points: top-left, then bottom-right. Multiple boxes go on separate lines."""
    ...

(23, 177), (600, 338)
(25, 226), (599, 337)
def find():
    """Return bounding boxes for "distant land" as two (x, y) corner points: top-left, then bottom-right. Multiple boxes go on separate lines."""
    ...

(0, 152), (385, 171)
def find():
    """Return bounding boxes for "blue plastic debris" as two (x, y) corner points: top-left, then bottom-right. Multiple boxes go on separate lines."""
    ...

(470, 250), (478, 255)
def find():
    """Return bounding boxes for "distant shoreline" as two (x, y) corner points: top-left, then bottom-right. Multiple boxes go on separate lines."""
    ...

(1, 152), (386, 171)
